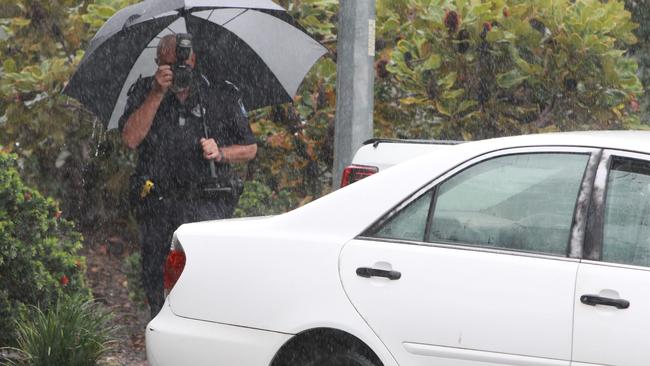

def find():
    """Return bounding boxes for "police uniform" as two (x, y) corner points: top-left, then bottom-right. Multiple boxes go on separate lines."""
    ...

(119, 74), (255, 317)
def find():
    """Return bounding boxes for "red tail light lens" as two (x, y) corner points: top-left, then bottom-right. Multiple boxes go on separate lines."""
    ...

(340, 165), (379, 187)
(163, 236), (185, 292)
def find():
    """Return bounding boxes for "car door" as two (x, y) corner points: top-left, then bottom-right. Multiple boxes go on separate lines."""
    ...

(340, 147), (600, 366)
(572, 150), (650, 366)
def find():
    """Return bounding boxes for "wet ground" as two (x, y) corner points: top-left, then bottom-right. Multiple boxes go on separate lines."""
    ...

(82, 241), (149, 366)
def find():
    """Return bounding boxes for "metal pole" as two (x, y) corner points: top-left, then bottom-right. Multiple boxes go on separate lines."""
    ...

(333, 0), (375, 189)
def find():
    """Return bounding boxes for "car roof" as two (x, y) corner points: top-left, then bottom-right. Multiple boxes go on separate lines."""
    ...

(467, 130), (650, 154)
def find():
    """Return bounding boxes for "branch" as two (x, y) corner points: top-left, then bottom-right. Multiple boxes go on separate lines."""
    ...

(29, 3), (74, 64)
(51, 23), (74, 64)
(533, 95), (557, 128)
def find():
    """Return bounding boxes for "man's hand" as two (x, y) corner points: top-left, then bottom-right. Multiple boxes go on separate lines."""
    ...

(122, 69), (170, 149)
(200, 138), (222, 161)
(152, 65), (173, 96)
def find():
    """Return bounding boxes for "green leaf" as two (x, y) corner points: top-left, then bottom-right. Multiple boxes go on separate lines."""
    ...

(486, 29), (503, 43)
(301, 15), (324, 28)
(468, 3), (492, 17)
(457, 100), (478, 114)
(437, 72), (457, 89)
(400, 97), (425, 105)
(496, 70), (527, 88)
(316, 58), (336, 77)
(442, 89), (464, 100)
(11, 17), (30, 27)
(421, 54), (442, 71)
(435, 100), (451, 116)
(3, 58), (16, 73)
(513, 56), (532, 74)
(381, 18), (400, 33)
(396, 39), (414, 53)
(96, 5), (117, 18)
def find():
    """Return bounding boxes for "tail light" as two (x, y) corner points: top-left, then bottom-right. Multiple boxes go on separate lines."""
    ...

(163, 234), (186, 293)
(340, 164), (378, 187)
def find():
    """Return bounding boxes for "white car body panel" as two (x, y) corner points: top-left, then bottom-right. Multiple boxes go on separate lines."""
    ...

(340, 239), (576, 366)
(573, 261), (650, 366)
(402, 343), (570, 366)
(166, 217), (401, 366)
(146, 302), (291, 366)
(147, 131), (650, 366)
(351, 140), (457, 171)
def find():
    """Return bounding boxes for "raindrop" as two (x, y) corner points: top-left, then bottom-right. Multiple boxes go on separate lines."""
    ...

(91, 117), (98, 139)
(55, 150), (72, 168)
(93, 121), (106, 158)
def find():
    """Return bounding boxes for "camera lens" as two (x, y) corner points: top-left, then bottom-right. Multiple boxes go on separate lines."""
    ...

(171, 33), (193, 92)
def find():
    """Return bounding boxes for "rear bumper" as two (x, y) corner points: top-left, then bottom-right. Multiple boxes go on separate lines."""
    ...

(146, 302), (292, 366)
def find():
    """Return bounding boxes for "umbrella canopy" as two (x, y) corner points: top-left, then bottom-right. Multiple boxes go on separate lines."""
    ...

(64, 0), (327, 129)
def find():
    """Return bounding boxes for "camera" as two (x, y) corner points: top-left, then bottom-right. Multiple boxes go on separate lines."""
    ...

(172, 33), (193, 92)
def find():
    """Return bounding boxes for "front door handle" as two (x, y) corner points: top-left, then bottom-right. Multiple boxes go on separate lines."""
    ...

(356, 267), (401, 280)
(580, 294), (630, 309)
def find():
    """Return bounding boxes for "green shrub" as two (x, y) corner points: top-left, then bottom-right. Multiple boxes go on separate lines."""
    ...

(2, 295), (117, 366)
(379, 0), (644, 139)
(0, 152), (89, 346)
(124, 252), (146, 308)
(234, 180), (296, 217)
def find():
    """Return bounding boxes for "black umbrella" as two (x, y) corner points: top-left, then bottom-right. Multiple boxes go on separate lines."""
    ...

(64, 0), (327, 129)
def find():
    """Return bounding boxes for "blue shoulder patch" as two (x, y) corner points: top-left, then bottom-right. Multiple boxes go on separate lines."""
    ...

(222, 80), (247, 118)
(238, 98), (248, 118)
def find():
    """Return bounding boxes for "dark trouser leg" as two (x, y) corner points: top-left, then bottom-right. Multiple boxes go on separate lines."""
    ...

(137, 199), (175, 319)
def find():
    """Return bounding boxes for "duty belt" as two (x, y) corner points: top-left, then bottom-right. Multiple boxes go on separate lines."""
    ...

(140, 178), (239, 200)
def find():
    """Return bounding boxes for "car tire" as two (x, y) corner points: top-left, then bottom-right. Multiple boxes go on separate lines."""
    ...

(304, 350), (378, 366)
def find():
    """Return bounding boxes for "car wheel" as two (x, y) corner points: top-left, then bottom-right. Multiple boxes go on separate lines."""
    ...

(304, 350), (378, 366)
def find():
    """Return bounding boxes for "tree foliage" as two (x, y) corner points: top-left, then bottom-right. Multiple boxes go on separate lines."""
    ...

(626, 0), (650, 120)
(0, 0), (137, 228)
(375, 0), (644, 141)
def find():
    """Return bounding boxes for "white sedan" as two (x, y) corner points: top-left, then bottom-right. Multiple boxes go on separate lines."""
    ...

(147, 131), (650, 366)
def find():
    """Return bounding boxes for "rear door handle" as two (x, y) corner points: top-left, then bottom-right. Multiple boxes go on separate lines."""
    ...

(580, 294), (630, 309)
(356, 267), (401, 280)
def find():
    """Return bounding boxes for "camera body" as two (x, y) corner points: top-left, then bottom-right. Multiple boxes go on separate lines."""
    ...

(172, 33), (193, 92)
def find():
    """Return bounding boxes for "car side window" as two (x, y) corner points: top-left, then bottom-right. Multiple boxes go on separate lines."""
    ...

(372, 191), (433, 241)
(426, 153), (589, 255)
(368, 153), (590, 255)
(602, 157), (650, 267)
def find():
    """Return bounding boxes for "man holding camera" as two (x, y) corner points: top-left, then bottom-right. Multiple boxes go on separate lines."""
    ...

(119, 33), (257, 318)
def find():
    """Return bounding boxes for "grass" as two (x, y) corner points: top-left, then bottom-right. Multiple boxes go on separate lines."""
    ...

(1, 295), (118, 366)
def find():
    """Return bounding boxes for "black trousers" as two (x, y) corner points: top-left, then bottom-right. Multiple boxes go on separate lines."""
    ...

(136, 193), (235, 319)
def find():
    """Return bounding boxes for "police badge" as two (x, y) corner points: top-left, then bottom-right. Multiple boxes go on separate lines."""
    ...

(191, 103), (206, 118)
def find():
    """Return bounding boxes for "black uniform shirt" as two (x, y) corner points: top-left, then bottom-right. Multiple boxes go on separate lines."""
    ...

(119, 74), (255, 189)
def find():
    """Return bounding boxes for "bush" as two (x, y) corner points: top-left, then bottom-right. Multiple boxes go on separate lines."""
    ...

(0, 152), (89, 346)
(2, 295), (117, 366)
(379, 0), (644, 139)
(123, 252), (146, 309)
(234, 180), (297, 217)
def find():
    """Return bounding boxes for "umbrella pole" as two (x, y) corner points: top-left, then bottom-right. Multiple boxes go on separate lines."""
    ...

(184, 16), (230, 192)
(183, 12), (217, 179)
(193, 73), (232, 193)
(200, 107), (218, 179)
(190, 71), (218, 179)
